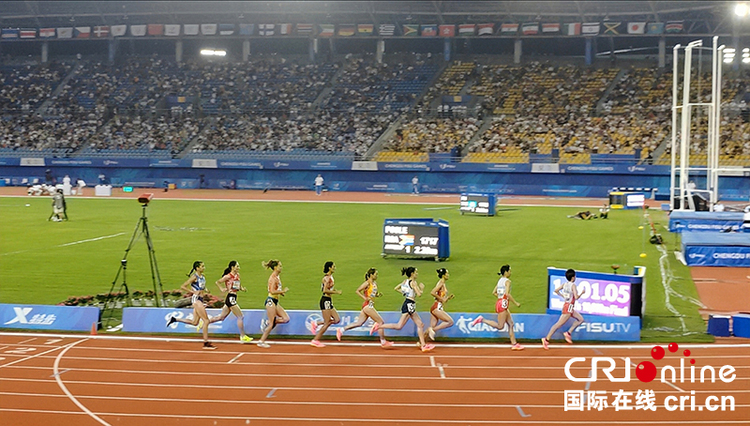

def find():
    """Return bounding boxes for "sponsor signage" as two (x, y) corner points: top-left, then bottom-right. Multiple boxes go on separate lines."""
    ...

(0, 304), (100, 332)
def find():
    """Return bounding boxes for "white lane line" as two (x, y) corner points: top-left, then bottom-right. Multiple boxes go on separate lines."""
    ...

(50, 369), (70, 378)
(429, 356), (436, 367)
(17, 338), (36, 345)
(437, 364), (446, 379)
(623, 357), (686, 393)
(515, 406), (531, 417)
(53, 339), (110, 425)
(227, 353), (244, 364)
(0, 344), (69, 369)
(57, 233), (126, 247)
(266, 388), (276, 398)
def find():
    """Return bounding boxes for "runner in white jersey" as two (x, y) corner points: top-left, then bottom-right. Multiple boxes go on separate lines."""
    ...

(470, 264), (524, 350)
(166, 261), (216, 350)
(542, 268), (588, 350)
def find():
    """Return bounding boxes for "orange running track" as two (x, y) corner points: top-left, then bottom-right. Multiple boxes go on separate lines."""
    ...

(0, 332), (748, 425)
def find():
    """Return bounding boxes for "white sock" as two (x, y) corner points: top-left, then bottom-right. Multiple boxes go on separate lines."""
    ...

(380, 337), (386, 344)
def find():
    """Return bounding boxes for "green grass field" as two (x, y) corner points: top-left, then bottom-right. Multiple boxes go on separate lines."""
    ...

(0, 195), (709, 342)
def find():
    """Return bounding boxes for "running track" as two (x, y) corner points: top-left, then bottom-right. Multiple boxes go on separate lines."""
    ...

(0, 333), (748, 425)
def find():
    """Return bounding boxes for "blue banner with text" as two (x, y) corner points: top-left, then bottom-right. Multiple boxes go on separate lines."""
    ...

(0, 303), (100, 332)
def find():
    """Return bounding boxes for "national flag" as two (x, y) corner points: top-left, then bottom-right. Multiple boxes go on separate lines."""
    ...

(542, 23), (560, 33)
(277, 23), (292, 35)
(39, 28), (55, 38)
(56, 27), (73, 39)
(201, 24), (217, 36)
(93, 26), (109, 38)
(20, 28), (36, 39)
(74, 26), (91, 38)
(438, 24), (455, 37)
(402, 24), (418, 37)
(565, 23), (581, 35)
(666, 21), (683, 33)
(521, 22), (539, 35)
(147, 24), (163, 36)
(1, 28), (20, 40)
(318, 24), (334, 37)
(582, 22), (600, 35)
(261, 23), (275, 36)
(421, 24), (437, 37)
(458, 24), (475, 36)
(183, 24), (200, 36)
(164, 24), (181, 36)
(647, 22), (664, 34)
(627, 22), (646, 34)
(602, 22), (622, 35)
(219, 23), (235, 36)
(238, 24), (254, 35)
(130, 25), (147, 37)
(296, 23), (313, 35)
(500, 23), (519, 34)
(477, 23), (494, 36)
(357, 24), (373, 36)
(338, 24), (355, 37)
(111, 25), (127, 37)
(378, 24), (395, 36)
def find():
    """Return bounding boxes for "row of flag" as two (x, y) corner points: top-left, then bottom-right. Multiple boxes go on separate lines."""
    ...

(0, 21), (686, 40)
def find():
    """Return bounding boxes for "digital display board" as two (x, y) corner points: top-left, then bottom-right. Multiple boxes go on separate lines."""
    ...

(459, 193), (496, 216)
(609, 191), (644, 209)
(547, 267), (644, 317)
(382, 219), (450, 260)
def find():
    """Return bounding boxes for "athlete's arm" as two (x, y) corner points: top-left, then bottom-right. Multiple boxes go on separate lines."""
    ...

(180, 275), (197, 294)
(215, 274), (230, 293)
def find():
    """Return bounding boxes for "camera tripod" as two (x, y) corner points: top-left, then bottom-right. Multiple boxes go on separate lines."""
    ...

(101, 201), (165, 330)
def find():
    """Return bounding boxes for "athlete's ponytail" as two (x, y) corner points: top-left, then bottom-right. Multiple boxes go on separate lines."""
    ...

(365, 267), (377, 280)
(323, 261), (334, 274)
(401, 266), (416, 278)
(263, 259), (280, 270)
(436, 268), (448, 278)
(222, 260), (237, 278)
(187, 261), (202, 277)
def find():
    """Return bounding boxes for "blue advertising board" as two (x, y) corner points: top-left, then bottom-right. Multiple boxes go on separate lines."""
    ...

(669, 211), (745, 232)
(123, 308), (640, 341)
(0, 303), (100, 332)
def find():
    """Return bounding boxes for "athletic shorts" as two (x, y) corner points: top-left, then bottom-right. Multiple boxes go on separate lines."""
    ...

(495, 298), (509, 313)
(225, 293), (238, 308)
(430, 301), (443, 313)
(265, 297), (279, 307)
(563, 302), (575, 315)
(401, 299), (416, 315)
(362, 300), (374, 309)
(191, 294), (204, 305)
(320, 296), (333, 311)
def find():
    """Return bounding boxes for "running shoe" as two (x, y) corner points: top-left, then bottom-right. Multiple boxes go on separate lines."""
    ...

(197, 318), (204, 331)
(336, 327), (343, 341)
(421, 344), (435, 352)
(563, 331), (573, 344)
(511, 343), (525, 351)
(310, 320), (318, 335)
(310, 339), (325, 348)
(428, 327), (436, 341)
(541, 338), (549, 350)
(240, 335), (253, 343)
(470, 315), (484, 326)
(166, 316), (176, 327)
(202, 342), (217, 350)
(257, 341), (271, 348)
(369, 322), (379, 335)
(380, 340), (394, 348)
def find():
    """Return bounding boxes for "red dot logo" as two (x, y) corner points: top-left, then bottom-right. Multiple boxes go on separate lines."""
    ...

(636, 361), (657, 382)
(668, 342), (679, 353)
(683, 349), (691, 357)
(651, 345), (665, 360)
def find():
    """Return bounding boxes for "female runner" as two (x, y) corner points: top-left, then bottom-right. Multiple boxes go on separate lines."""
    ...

(205, 260), (253, 343)
(371, 266), (434, 352)
(256, 259), (290, 348)
(542, 268), (587, 350)
(310, 261), (342, 347)
(166, 261), (216, 350)
(424, 268), (455, 341)
(470, 264), (524, 350)
(335, 268), (393, 348)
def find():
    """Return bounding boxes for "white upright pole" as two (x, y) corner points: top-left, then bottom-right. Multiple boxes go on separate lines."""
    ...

(670, 44), (681, 210)
(708, 37), (718, 211)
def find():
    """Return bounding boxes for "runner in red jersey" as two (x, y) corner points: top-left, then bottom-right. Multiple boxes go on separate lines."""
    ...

(206, 260), (253, 343)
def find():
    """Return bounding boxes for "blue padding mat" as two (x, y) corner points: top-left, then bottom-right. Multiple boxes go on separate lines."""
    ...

(669, 211), (744, 232)
(670, 211), (745, 220)
(682, 232), (750, 247)
(682, 232), (750, 266)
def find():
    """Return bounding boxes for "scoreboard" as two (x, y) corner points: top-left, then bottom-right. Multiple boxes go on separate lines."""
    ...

(547, 266), (645, 318)
(459, 193), (496, 216)
(382, 219), (450, 260)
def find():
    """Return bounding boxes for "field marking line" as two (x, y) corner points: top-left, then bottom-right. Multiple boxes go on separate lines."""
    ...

(0, 342), (72, 369)
(57, 232), (126, 247)
(53, 339), (110, 426)
(515, 406), (532, 417)
(227, 353), (244, 364)
(623, 357), (686, 393)
(17, 338), (36, 345)
(266, 388), (277, 398)
(50, 369), (70, 378)
(430, 356), (436, 367)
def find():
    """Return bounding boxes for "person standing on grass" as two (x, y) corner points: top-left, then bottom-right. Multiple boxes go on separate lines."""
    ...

(310, 261), (342, 347)
(315, 174), (324, 196)
(335, 268), (393, 348)
(542, 268), (587, 350)
(167, 261), (216, 350)
(470, 264), (524, 350)
(256, 259), (290, 348)
(371, 266), (435, 352)
(424, 268), (455, 342)
(204, 261), (253, 343)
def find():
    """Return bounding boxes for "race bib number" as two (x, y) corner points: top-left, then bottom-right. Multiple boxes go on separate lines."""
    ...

(501, 299), (509, 309)
(232, 280), (241, 290)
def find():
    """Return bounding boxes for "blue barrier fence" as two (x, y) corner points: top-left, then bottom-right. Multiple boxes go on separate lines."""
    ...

(0, 303), (100, 332)
(124, 308), (641, 341)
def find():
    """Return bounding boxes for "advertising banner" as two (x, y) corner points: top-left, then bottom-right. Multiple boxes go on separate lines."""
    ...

(683, 245), (750, 267)
(547, 267), (645, 317)
(0, 304), (99, 332)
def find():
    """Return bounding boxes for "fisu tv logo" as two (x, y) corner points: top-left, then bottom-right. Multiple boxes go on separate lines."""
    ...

(564, 342), (736, 384)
